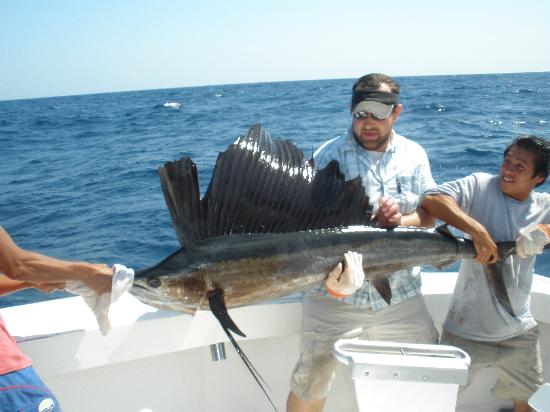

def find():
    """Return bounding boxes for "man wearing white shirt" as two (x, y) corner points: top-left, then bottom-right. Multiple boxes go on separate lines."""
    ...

(287, 73), (439, 412)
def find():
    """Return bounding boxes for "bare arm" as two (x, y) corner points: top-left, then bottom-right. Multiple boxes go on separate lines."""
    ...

(401, 207), (436, 228)
(421, 194), (498, 263)
(0, 274), (34, 295)
(376, 197), (435, 228)
(0, 226), (112, 295)
(0, 274), (65, 296)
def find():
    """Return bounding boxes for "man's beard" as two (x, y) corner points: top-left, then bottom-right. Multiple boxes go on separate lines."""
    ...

(352, 129), (391, 151)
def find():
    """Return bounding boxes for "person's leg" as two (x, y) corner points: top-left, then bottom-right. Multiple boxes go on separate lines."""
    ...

(286, 391), (326, 412)
(513, 400), (532, 412)
(287, 344), (338, 412)
(366, 295), (439, 343)
(441, 330), (495, 392)
(0, 365), (61, 411)
(287, 291), (368, 412)
(493, 327), (543, 411)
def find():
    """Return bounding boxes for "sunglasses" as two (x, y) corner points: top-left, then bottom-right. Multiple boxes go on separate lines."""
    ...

(352, 104), (395, 121)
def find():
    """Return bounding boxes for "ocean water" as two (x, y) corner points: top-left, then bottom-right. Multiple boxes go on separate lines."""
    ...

(1, 72), (549, 308)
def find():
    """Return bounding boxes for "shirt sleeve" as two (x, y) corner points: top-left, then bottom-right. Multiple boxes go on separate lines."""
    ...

(397, 148), (435, 214)
(415, 150), (436, 194)
(422, 173), (481, 213)
(312, 149), (330, 169)
(313, 137), (340, 169)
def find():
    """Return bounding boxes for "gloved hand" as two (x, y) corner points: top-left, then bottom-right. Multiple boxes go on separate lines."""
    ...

(325, 251), (365, 298)
(516, 224), (550, 258)
(65, 264), (135, 335)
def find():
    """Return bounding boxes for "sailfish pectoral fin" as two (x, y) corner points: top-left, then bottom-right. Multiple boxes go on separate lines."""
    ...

(207, 288), (278, 412)
(208, 288), (246, 337)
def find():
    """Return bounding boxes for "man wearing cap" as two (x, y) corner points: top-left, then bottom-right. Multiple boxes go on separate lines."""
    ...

(287, 73), (439, 412)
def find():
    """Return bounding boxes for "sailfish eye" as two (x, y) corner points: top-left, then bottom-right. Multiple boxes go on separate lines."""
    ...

(147, 278), (161, 288)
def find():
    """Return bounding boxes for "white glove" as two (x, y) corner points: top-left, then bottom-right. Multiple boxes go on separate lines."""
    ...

(516, 224), (550, 258)
(65, 264), (135, 335)
(324, 251), (365, 298)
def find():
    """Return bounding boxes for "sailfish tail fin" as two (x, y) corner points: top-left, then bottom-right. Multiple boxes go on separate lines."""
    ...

(483, 263), (515, 316)
(492, 240), (550, 260)
(484, 243), (549, 317)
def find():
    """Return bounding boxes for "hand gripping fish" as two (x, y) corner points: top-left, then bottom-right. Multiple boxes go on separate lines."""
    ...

(130, 124), (532, 410)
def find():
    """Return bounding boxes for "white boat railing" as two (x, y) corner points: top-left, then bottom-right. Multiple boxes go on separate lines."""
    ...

(0, 272), (549, 412)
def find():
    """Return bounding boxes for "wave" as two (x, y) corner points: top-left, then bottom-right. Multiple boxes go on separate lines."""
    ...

(511, 88), (534, 94)
(412, 102), (447, 113)
(8, 177), (35, 185)
(464, 146), (499, 157)
(154, 102), (182, 109)
(61, 116), (104, 127)
(34, 117), (59, 127)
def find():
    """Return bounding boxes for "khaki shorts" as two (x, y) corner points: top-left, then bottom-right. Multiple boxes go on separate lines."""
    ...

(441, 327), (543, 401)
(289, 291), (439, 400)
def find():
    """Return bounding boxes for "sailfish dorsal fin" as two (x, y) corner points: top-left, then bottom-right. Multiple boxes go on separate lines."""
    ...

(159, 123), (374, 246)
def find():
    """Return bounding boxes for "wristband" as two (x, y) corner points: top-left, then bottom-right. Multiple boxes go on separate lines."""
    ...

(325, 285), (348, 299)
(539, 224), (550, 238)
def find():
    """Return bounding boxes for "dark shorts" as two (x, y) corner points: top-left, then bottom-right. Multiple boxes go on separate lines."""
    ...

(0, 366), (61, 412)
(442, 327), (543, 401)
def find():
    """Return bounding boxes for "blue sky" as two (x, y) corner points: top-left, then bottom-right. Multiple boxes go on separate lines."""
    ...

(1, 0), (549, 101)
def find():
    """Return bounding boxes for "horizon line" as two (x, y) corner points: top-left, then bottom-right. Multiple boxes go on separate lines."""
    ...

(2, 70), (549, 103)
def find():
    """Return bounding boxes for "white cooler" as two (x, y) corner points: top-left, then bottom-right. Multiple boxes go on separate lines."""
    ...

(333, 339), (470, 412)
(530, 383), (550, 411)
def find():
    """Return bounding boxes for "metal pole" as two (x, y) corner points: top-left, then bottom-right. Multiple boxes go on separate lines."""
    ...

(210, 342), (227, 361)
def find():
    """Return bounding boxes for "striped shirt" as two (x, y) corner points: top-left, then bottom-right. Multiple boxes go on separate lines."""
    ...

(314, 128), (436, 310)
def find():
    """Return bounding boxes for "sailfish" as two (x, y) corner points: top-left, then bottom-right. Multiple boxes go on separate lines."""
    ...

(130, 124), (528, 410)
